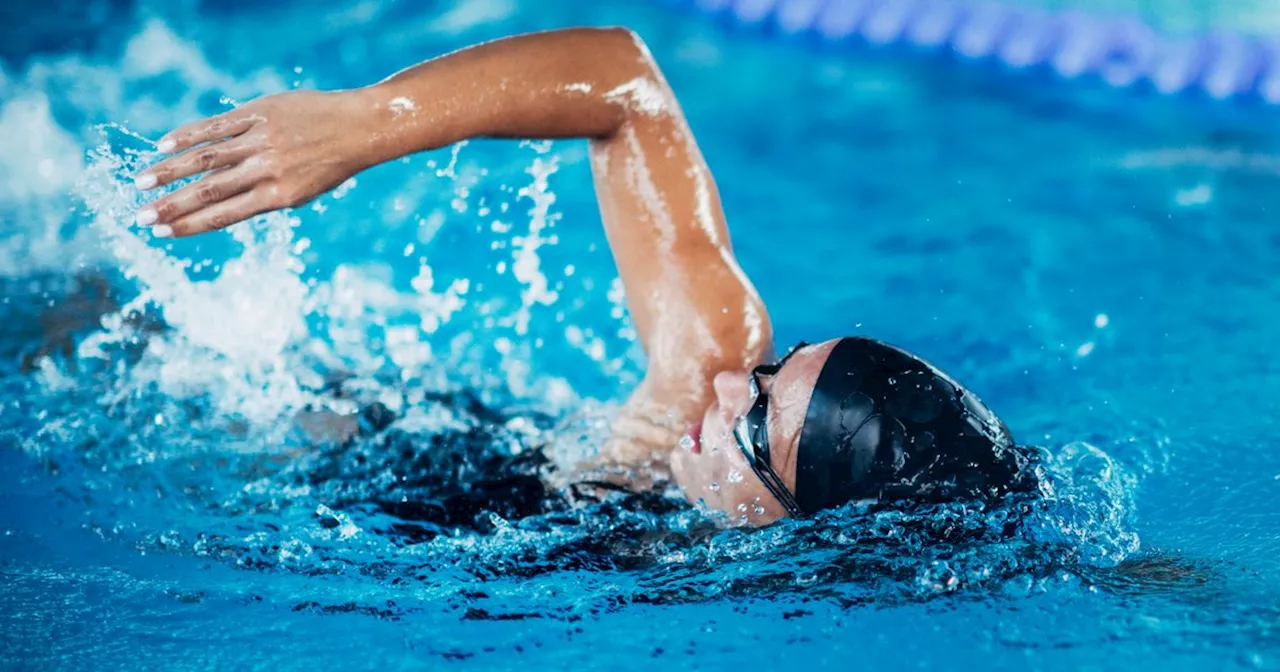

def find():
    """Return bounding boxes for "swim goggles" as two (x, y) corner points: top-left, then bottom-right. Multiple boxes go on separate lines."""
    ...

(731, 343), (807, 517)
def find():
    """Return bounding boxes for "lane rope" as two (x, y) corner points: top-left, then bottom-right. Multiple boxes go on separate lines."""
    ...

(665, 0), (1280, 103)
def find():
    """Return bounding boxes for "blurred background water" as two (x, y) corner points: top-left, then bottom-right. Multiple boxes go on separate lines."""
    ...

(2, 0), (1279, 669)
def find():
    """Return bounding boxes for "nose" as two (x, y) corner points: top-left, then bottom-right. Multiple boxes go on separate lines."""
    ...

(712, 370), (753, 416)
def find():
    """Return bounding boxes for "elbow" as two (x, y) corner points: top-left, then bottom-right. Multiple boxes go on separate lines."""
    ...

(575, 27), (671, 138)
(594, 27), (671, 112)
(597, 26), (659, 74)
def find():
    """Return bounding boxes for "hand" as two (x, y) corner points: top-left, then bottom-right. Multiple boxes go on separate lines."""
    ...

(135, 89), (375, 237)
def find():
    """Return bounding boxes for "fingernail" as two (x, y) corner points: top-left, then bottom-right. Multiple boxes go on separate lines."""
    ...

(136, 208), (157, 226)
(152, 225), (174, 238)
(134, 173), (157, 190)
(157, 138), (176, 153)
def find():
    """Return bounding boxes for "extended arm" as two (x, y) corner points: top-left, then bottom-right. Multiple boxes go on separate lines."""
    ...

(139, 28), (674, 232)
(138, 27), (773, 467)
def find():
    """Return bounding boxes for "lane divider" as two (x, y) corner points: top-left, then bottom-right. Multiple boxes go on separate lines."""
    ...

(668, 0), (1280, 103)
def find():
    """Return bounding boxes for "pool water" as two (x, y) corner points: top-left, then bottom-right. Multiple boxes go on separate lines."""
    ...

(3, 0), (1280, 669)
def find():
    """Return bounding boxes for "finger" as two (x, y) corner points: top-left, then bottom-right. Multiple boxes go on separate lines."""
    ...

(166, 188), (270, 237)
(137, 136), (256, 190)
(157, 110), (258, 154)
(139, 164), (262, 225)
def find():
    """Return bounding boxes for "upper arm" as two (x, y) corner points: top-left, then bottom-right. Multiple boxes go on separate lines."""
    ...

(588, 32), (774, 436)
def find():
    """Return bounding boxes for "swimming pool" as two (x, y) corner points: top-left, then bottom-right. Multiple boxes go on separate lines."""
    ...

(3, 0), (1280, 669)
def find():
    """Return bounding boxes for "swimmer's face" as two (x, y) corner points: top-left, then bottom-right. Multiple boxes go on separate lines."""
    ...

(670, 340), (839, 526)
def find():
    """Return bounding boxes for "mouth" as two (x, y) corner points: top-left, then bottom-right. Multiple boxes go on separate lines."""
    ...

(681, 421), (703, 455)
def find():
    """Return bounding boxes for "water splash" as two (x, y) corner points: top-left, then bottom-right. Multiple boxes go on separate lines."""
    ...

(76, 137), (316, 427)
(1028, 441), (1142, 567)
(0, 91), (90, 276)
(0, 7), (1158, 637)
(19, 123), (1146, 624)
(507, 152), (561, 337)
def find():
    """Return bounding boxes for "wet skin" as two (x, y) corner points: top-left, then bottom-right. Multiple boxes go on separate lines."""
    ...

(133, 28), (830, 524)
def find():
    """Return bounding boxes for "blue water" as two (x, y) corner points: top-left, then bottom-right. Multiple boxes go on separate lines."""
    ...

(3, 0), (1280, 669)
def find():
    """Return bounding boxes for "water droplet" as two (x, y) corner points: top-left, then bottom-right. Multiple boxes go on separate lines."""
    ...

(753, 505), (765, 516)
(737, 503), (748, 513)
(727, 469), (744, 483)
(678, 434), (694, 451)
(708, 481), (720, 492)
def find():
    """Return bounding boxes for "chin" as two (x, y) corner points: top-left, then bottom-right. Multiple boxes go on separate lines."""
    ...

(668, 449), (704, 506)
(670, 443), (720, 508)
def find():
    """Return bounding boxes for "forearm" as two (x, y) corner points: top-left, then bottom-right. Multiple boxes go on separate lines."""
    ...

(350, 27), (665, 166)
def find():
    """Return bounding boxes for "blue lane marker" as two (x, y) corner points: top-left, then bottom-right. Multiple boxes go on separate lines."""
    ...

(667, 0), (1280, 103)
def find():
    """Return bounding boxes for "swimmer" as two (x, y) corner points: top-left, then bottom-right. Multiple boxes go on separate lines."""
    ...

(132, 28), (1036, 525)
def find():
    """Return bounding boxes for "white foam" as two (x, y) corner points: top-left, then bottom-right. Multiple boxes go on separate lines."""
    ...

(78, 143), (316, 427)
(0, 92), (83, 202)
(0, 18), (284, 277)
(0, 91), (89, 276)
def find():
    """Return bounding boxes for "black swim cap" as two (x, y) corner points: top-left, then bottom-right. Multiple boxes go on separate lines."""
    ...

(792, 337), (1031, 514)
